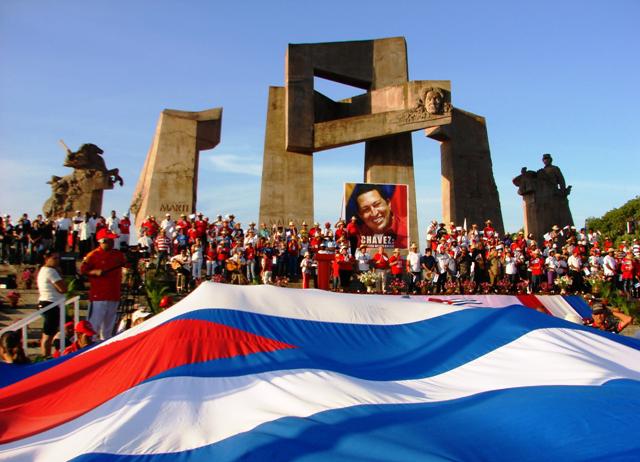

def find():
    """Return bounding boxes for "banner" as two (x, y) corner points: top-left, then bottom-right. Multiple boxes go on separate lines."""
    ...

(344, 183), (408, 249)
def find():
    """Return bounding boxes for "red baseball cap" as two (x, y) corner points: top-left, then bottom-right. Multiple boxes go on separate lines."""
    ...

(75, 320), (97, 337)
(96, 229), (118, 242)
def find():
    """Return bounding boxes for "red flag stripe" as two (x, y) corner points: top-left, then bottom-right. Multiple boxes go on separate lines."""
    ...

(0, 319), (294, 444)
(516, 294), (552, 315)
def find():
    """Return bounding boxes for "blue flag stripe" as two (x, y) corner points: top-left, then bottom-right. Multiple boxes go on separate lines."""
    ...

(69, 379), (640, 462)
(141, 306), (640, 382)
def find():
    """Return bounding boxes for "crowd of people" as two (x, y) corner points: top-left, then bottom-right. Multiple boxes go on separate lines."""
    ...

(0, 210), (132, 264)
(2, 210), (639, 297)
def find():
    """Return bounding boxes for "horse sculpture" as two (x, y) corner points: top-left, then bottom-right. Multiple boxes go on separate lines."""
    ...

(43, 141), (123, 218)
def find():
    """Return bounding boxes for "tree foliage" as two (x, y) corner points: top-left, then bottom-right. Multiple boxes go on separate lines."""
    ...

(586, 196), (640, 242)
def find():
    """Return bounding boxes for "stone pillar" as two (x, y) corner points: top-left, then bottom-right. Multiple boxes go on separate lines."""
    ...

(364, 134), (419, 247)
(426, 108), (504, 234)
(130, 108), (221, 230)
(259, 87), (314, 227)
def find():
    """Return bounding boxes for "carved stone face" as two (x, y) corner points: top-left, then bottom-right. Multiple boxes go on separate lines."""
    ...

(425, 90), (444, 114)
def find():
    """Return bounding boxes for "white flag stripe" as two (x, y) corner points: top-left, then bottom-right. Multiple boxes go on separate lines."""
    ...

(92, 284), (469, 351)
(3, 327), (638, 462)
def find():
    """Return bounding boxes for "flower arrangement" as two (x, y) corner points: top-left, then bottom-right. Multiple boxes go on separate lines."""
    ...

(6, 290), (20, 308)
(389, 278), (408, 294)
(538, 282), (553, 294)
(444, 280), (458, 295)
(274, 276), (289, 287)
(416, 279), (433, 295)
(584, 273), (605, 295)
(554, 275), (573, 293)
(357, 270), (378, 288)
(516, 280), (529, 294)
(479, 282), (493, 295)
(211, 274), (225, 283)
(496, 278), (513, 294)
(462, 279), (477, 295)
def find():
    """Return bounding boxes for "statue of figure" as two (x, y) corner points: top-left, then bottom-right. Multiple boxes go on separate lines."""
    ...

(42, 141), (124, 218)
(538, 153), (571, 197)
(513, 153), (574, 243)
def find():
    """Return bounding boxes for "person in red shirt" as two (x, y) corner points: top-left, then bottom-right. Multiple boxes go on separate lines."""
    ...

(334, 220), (347, 242)
(141, 216), (159, 240)
(372, 246), (390, 292)
(187, 222), (199, 245)
(206, 244), (218, 279)
(80, 229), (126, 340)
(528, 249), (544, 293)
(621, 252), (635, 296)
(483, 220), (495, 241)
(245, 242), (257, 282)
(346, 216), (359, 257)
(176, 214), (190, 234)
(389, 248), (404, 281)
(309, 234), (322, 254)
(195, 213), (207, 238)
(62, 320), (96, 356)
(118, 214), (131, 248)
(309, 222), (322, 239)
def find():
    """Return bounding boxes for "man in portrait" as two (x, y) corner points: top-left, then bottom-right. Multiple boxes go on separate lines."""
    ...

(345, 183), (408, 250)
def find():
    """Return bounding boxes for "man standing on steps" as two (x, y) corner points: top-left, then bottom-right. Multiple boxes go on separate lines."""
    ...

(80, 228), (126, 340)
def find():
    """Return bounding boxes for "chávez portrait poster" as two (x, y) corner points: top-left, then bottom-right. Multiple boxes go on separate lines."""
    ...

(344, 183), (409, 250)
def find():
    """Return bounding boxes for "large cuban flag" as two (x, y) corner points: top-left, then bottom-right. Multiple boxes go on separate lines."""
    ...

(1, 283), (639, 461)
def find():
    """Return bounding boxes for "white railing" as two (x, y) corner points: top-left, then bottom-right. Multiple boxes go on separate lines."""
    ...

(0, 296), (81, 353)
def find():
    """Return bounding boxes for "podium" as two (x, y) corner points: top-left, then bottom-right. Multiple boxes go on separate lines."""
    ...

(314, 252), (335, 290)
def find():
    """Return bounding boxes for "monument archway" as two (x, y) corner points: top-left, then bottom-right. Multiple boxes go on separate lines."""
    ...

(259, 37), (504, 245)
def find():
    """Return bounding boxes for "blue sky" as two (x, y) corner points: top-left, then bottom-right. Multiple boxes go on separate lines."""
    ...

(1, 0), (638, 235)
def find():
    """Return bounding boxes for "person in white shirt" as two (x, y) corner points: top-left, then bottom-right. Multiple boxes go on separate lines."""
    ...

(354, 245), (370, 272)
(545, 249), (559, 286)
(54, 216), (72, 252)
(588, 249), (602, 274)
(161, 213), (176, 239)
(406, 243), (422, 292)
(567, 251), (584, 291)
(37, 250), (68, 357)
(602, 248), (618, 281)
(503, 250), (518, 284)
(71, 210), (84, 252)
(106, 210), (120, 234)
(106, 211), (121, 250)
(78, 213), (92, 257)
(191, 239), (204, 281)
(435, 249), (451, 293)
(556, 255), (568, 276)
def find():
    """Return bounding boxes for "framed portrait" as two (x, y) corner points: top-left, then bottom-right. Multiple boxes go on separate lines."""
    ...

(344, 183), (409, 250)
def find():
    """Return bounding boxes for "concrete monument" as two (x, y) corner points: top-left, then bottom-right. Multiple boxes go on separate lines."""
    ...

(43, 141), (123, 218)
(259, 37), (504, 244)
(513, 153), (573, 240)
(130, 108), (222, 230)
